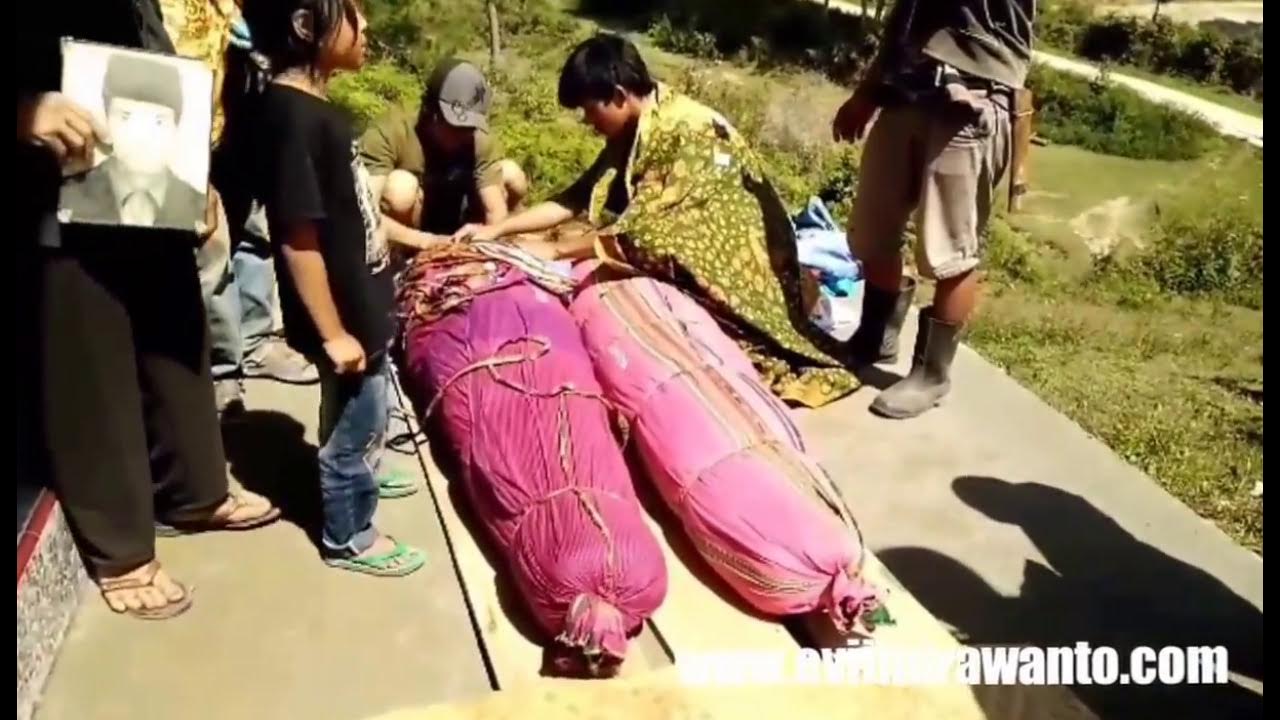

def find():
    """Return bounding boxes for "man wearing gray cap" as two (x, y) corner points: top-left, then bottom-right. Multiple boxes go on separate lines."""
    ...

(360, 58), (527, 252)
(60, 51), (207, 229)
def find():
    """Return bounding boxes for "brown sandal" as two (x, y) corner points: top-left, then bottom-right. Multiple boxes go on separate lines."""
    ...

(156, 491), (282, 537)
(98, 561), (194, 620)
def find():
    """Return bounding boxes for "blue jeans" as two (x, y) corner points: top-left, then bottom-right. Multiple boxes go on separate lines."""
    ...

(204, 206), (277, 380)
(316, 363), (389, 556)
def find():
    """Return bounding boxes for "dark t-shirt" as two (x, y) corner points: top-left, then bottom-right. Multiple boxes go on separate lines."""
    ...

(252, 85), (393, 369)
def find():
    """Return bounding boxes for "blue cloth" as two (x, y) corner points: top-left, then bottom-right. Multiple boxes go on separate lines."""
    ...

(792, 196), (860, 282)
(229, 15), (252, 50)
(316, 362), (390, 556)
(206, 210), (277, 379)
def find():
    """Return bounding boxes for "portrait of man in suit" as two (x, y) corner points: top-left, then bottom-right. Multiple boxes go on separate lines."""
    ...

(59, 50), (207, 230)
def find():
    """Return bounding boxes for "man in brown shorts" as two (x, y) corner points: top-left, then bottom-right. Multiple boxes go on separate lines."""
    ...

(834, 0), (1035, 419)
(359, 59), (527, 255)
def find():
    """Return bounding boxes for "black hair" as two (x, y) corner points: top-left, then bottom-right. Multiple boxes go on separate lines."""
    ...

(217, 0), (359, 198)
(557, 34), (656, 109)
(239, 0), (361, 80)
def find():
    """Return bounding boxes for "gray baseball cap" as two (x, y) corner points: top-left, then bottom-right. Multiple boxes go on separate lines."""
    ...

(424, 59), (491, 131)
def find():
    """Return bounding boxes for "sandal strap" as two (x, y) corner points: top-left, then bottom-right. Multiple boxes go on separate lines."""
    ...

(98, 560), (160, 592)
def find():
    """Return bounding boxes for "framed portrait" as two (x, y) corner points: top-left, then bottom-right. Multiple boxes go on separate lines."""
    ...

(56, 39), (214, 233)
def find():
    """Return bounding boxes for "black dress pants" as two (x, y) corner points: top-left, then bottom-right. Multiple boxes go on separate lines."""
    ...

(39, 235), (228, 576)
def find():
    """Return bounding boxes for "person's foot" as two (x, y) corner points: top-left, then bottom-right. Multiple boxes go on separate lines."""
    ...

(243, 338), (320, 384)
(214, 378), (245, 415)
(97, 560), (193, 620)
(378, 467), (420, 499)
(155, 489), (281, 537)
(324, 533), (426, 577)
(208, 489), (280, 526)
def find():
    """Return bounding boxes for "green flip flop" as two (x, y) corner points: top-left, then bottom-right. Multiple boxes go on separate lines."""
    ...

(377, 468), (420, 499)
(324, 539), (426, 577)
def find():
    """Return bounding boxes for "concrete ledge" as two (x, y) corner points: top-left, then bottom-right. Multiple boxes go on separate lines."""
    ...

(17, 492), (88, 720)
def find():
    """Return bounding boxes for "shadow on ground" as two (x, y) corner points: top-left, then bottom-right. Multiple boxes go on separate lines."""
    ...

(222, 410), (323, 549)
(879, 476), (1264, 720)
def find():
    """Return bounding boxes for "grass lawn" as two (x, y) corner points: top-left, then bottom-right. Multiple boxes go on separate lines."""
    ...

(976, 140), (1264, 552)
(969, 289), (1263, 552)
(1010, 141), (1263, 261)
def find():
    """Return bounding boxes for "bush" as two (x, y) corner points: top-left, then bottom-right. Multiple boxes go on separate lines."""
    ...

(1029, 64), (1221, 161)
(1090, 206), (1263, 309)
(330, 61), (424, 129)
(1038, 0), (1094, 51)
(490, 73), (603, 200)
(1039, 2), (1263, 100)
(984, 217), (1046, 286)
(643, 0), (879, 84)
(1137, 210), (1263, 308)
(649, 15), (719, 60)
(1078, 13), (1144, 63)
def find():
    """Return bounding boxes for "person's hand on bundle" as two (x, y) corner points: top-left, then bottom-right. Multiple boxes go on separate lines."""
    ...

(323, 333), (367, 375)
(449, 223), (501, 243)
(18, 92), (109, 167)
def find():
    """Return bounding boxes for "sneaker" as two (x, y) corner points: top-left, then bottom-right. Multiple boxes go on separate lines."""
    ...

(215, 378), (245, 415)
(243, 338), (320, 384)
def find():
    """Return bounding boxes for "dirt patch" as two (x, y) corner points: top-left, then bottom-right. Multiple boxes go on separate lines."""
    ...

(1068, 196), (1149, 257)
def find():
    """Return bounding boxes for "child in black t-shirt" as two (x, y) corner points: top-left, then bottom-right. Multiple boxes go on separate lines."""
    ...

(234, 0), (424, 576)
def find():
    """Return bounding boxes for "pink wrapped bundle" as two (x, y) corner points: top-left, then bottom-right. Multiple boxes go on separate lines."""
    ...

(397, 248), (667, 675)
(569, 266), (881, 633)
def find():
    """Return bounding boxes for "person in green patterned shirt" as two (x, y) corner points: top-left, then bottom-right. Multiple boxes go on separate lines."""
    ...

(452, 35), (859, 408)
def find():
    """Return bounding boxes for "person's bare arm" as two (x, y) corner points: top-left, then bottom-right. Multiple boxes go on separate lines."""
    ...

(366, 173), (442, 251)
(451, 200), (574, 243)
(477, 183), (510, 226)
(381, 213), (444, 250)
(280, 222), (366, 373)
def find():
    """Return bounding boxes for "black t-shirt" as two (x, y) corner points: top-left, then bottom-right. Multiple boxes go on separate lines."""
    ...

(252, 85), (393, 370)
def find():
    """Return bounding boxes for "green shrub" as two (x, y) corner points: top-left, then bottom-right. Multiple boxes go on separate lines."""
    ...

(649, 15), (720, 60)
(984, 217), (1046, 286)
(330, 61), (423, 129)
(643, 0), (879, 83)
(1138, 210), (1263, 308)
(1029, 64), (1221, 161)
(490, 73), (602, 200)
(1038, 0), (1094, 52)
(1221, 38), (1266, 95)
(1078, 13), (1144, 63)
(1090, 206), (1263, 309)
(1039, 2), (1263, 100)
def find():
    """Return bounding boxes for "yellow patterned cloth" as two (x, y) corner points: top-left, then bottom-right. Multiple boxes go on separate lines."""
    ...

(562, 85), (859, 408)
(158, 0), (238, 144)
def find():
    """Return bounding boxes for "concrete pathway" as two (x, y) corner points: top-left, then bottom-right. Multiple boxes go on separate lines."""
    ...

(1100, 2), (1263, 26)
(798, 312), (1263, 719)
(1032, 51), (1263, 148)
(34, 380), (493, 720)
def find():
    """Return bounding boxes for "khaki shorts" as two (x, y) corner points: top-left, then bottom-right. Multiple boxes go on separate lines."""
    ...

(850, 94), (1011, 280)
